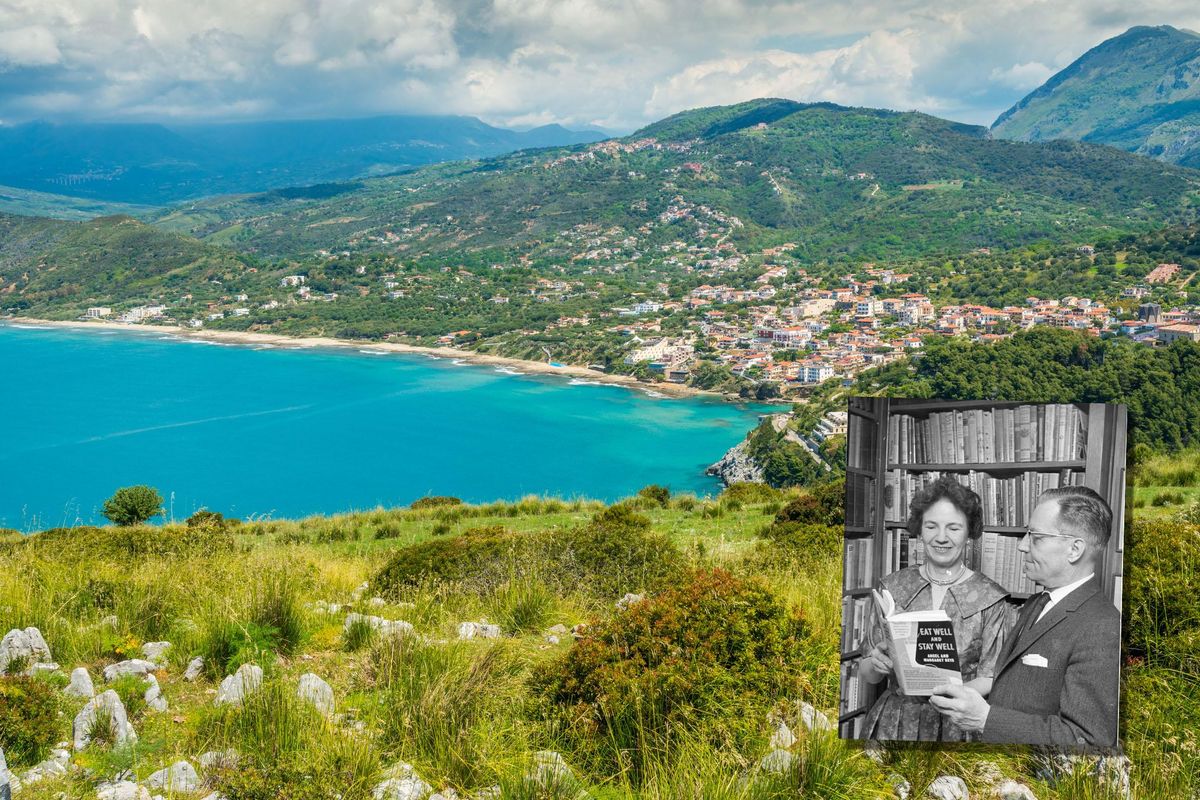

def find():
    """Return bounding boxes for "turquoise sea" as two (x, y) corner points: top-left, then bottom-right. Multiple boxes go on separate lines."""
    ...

(0, 323), (768, 530)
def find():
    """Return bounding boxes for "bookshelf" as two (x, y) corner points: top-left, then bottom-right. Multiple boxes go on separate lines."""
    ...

(838, 397), (1127, 739)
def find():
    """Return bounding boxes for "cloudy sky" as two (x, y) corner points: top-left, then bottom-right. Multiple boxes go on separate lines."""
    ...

(0, 0), (1197, 131)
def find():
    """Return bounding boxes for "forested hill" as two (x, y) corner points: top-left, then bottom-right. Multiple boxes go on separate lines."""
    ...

(991, 25), (1200, 168)
(0, 213), (253, 313)
(149, 99), (1200, 263)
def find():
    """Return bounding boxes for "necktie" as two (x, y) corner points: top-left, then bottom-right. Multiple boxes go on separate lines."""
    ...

(1019, 591), (1051, 641)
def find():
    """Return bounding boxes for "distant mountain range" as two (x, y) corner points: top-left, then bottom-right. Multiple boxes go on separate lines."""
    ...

(992, 25), (1200, 168)
(0, 115), (607, 207)
(149, 99), (1200, 262)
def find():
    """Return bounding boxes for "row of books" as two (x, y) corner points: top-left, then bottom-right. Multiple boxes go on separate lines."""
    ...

(883, 469), (1087, 527)
(881, 527), (925, 574)
(980, 531), (1044, 594)
(843, 537), (876, 590)
(840, 595), (872, 652)
(840, 660), (869, 715)
(887, 404), (1087, 465)
(846, 472), (877, 529)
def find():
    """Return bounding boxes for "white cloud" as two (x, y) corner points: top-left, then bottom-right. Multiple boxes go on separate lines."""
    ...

(990, 61), (1056, 90)
(0, 26), (62, 66)
(0, 0), (1197, 130)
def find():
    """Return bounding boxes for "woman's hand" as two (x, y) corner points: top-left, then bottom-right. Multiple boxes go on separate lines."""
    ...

(861, 642), (894, 683)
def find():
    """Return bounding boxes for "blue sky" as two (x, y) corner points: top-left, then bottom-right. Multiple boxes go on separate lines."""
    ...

(0, 1), (1197, 131)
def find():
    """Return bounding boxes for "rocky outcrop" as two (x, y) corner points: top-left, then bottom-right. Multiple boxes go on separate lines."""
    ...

(73, 690), (137, 750)
(0, 627), (53, 673)
(344, 613), (414, 639)
(145, 760), (201, 793)
(215, 663), (263, 707)
(706, 438), (764, 486)
(297, 673), (334, 716)
(65, 667), (95, 698)
(103, 659), (158, 681)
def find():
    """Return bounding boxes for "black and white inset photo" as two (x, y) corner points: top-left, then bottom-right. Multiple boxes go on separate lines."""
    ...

(839, 397), (1127, 747)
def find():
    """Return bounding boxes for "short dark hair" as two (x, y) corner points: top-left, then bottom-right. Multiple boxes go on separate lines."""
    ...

(906, 475), (984, 541)
(1039, 485), (1113, 550)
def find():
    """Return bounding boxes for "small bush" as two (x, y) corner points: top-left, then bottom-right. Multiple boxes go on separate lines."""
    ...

(720, 482), (782, 505)
(672, 494), (698, 512)
(102, 485), (164, 526)
(554, 514), (682, 599)
(0, 675), (63, 766)
(532, 568), (807, 780)
(199, 620), (284, 678)
(187, 509), (230, 533)
(637, 484), (672, 508)
(488, 574), (557, 633)
(17, 525), (236, 561)
(373, 526), (519, 596)
(110, 674), (149, 719)
(591, 503), (651, 531)
(757, 523), (843, 566)
(373, 522), (403, 540)
(343, 618), (376, 652)
(251, 571), (306, 655)
(1151, 491), (1185, 507)
(1125, 518), (1200, 673)
(411, 496), (463, 510)
(431, 522), (453, 536)
(774, 480), (844, 527)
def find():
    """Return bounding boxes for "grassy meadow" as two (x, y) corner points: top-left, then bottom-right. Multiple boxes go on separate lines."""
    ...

(0, 481), (1196, 800)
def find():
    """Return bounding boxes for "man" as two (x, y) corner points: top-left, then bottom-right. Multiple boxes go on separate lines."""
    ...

(929, 485), (1121, 748)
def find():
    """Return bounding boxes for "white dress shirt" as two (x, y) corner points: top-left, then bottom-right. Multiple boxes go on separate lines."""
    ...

(1035, 572), (1095, 624)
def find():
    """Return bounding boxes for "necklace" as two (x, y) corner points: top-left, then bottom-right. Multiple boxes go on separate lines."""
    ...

(922, 563), (965, 586)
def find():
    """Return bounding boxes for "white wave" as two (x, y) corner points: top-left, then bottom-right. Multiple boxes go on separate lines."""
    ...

(641, 390), (668, 399)
(358, 349), (389, 355)
(494, 367), (523, 375)
(9, 324), (45, 330)
(451, 359), (467, 365)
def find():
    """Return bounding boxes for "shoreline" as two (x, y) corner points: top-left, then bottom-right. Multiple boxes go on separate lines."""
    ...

(5, 317), (740, 402)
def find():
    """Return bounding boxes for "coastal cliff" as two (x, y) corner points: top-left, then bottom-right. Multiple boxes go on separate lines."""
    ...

(706, 437), (765, 486)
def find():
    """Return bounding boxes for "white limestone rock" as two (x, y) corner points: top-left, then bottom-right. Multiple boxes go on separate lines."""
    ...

(997, 781), (1038, 800)
(103, 659), (158, 682)
(0, 746), (11, 800)
(198, 748), (240, 772)
(145, 760), (201, 793)
(547, 624), (568, 636)
(768, 719), (796, 750)
(344, 613), (414, 639)
(97, 781), (153, 800)
(144, 674), (168, 712)
(183, 656), (205, 681)
(926, 775), (968, 800)
(214, 663), (263, 706)
(373, 762), (431, 800)
(0, 627), (52, 673)
(456, 621), (501, 640)
(297, 672), (335, 716)
(73, 690), (138, 750)
(141, 642), (171, 666)
(759, 748), (793, 774)
(65, 666), (95, 697)
(798, 700), (833, 732)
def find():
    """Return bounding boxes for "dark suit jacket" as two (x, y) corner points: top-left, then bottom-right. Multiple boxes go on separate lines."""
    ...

(983, 576), (1120, 748)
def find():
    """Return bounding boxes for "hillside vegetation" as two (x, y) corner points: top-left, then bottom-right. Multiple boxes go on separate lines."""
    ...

(992, 25), (1200, 168)
(0, 483), (1196, 799)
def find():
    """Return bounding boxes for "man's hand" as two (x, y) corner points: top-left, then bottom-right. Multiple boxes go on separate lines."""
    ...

(929, 684), (990, 732)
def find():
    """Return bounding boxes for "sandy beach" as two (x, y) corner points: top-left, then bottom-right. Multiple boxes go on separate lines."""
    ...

(6, 317), (729, 401)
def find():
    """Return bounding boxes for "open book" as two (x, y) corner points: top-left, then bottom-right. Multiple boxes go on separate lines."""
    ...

(872, 587), (963, 696)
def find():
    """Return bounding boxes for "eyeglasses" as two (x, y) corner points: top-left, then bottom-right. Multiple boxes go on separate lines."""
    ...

(1022, 528), (1082, 545)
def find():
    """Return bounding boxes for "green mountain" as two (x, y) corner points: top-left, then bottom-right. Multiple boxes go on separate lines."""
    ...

(151, 100), (1200, 263)
(991, 25), (1200, 168)
(0, 213), (252, 313)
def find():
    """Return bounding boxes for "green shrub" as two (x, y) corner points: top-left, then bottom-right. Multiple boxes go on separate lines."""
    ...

(17, 525), (235, 560)
(637, 484), (672, 508)
(431, 522), (453, 536)
(410, 496), (463, 510)
(102, 485), (164, 526)
(199, 620), (284, 678)
(532, 568), (808, 781)
(187, 509), (230, 533)
(0, 675), (63, 766)
(251, 571), (306, 655)
(1125, 519), (1200, 674)
(720, 482), (782, 505)
(110, 673), (149, 719)
(343, 618), (376, 652)
(774, 480), (844, 527)
(1151, 491), (1185, 507)
(373, 526), (519, 596)
(553, 514), (682, 598)
(373, 522), (403, 540)
(591, 503), (651, 531)
(755, 523), (843, 570)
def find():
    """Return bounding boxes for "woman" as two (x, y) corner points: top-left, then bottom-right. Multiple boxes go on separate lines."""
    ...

(859, 474), (1015, 741)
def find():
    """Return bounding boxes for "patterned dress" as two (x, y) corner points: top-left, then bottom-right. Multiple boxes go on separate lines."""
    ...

(861, 566), (1015, 742)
